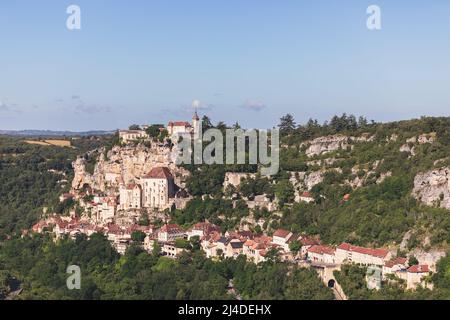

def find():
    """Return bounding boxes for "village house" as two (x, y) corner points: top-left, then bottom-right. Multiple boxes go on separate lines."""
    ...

(105, 224), (123, 243)
(119, 183), (142, 210)
(200, 232), (222, 258)
(246, 195), (277, 212)
(243, 236), (272, 264)
(32, 221), (49, 234)
(297, 191), (315, 204)
(225, 239), (244, 258)
(382, 257), (408, 278)
(54, 220), (69, 239)
(299, 236), (320, 258)
(406, 265), (432, 290)
(114, 237), (132, 255)
(307, 245), (336, 264)
(187, 222), (220, 240)
(214, 237), (231, 256)
(142, 167), (175, 210)
(272, 229), (296, 252)
(162, 242), (186, 258)
(97, 198), (117, 223)
(335, 243), (392, 266)
(223, 172), (256, 189)
(119, 130), (148, 144)
(143, 235), (156, 253)
(157, 224), (185, 242)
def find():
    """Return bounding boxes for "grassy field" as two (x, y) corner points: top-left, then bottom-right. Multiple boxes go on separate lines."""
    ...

(25, 139), (72, 147)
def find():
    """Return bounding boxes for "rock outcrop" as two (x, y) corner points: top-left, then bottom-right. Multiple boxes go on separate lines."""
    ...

(412, 168), (450, 209)
(289, 170), (326, 191)
(72, 144), (190, 192)
(223, 172), (257, 189)
(305, 135), (350, 157)
(303, 134), (374, 158)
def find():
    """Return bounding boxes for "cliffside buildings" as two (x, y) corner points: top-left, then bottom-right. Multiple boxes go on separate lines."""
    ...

(167, 112), (201, 140)
(335, 243), (392, 266)
(117, 167), (176, 211)
(119, 111), (200, 144)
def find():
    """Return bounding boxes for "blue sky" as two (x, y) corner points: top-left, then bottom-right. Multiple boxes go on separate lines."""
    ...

(1, 0), (450, 131)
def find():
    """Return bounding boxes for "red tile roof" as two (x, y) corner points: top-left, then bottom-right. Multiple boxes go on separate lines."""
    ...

(125, 183), (141, 190)
(407, 265), (429, 273)
(299, 236), (319, 246)
(160, 224), (183, 234)
(168, 121), (191, 127)
(308, 245), (335, 256)
(384, 257), (408, 268)
(273, 229), (291, 239)
(337, 243), (389, 258)
(143, 167), (173, 179)
(301, 192), (313, 198)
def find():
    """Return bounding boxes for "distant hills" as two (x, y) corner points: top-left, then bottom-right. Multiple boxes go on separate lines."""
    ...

(0, 129), (115, 137)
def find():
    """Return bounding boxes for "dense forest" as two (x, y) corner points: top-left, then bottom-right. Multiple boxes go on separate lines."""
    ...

(0, 234), (333, 300)
(0, 135), (116, 240)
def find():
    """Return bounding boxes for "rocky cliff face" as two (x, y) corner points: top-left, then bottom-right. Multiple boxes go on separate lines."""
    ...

(304, 135), (350, 157)
(413, 168), (450, 209)
(72, 144), (190, 192)
(304, 134), (374, 157)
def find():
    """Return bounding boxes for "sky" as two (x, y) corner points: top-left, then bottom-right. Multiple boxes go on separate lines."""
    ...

(0, 0), (450, 131)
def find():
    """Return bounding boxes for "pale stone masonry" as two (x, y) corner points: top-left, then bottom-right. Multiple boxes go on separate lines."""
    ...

(119, 130), (148, 143)
(335, 243), (391, 266)
(119, 184), (142, 210)
(142, 167), (175, 210)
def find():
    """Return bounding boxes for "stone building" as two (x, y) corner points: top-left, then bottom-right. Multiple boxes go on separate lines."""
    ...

(167, 112), (201, 140)
(142, 167), (175, 210)
(119, 130), (148, 143)
(335, 243), (391, 266)
(119, 184), (142, 210)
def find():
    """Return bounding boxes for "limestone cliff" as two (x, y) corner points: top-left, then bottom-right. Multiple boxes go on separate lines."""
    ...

(72, 144), (190, 192)
(304, 135), (350, 157)
(304, 134), (374, 157)
(412, 167), (450, 209)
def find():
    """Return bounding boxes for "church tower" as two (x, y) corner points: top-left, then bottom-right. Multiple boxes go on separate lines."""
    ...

(192, 110), (200, 140)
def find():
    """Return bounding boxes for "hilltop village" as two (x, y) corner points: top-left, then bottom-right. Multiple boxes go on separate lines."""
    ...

(29, 113), (450, 295)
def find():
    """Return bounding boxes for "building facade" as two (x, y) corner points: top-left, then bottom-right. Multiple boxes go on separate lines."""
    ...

(119, 184), (142, 210)
(141, 167), (175, 210)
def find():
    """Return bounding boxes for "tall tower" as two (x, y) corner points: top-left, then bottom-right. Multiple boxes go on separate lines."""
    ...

(192, 110), (200, 140)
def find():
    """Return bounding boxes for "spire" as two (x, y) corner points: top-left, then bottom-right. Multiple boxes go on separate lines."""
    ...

(193, 109), (199, 121)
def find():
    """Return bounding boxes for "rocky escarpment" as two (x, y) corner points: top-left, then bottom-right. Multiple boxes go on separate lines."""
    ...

(72, 144), (190, 192)
(399, 133), (436, 156)
(304, 133), (374, 157)
(304, 135), (350, 157)
(412, 167), (450, 209)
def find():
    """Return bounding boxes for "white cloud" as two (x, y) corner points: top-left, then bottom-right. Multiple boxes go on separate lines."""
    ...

(0, 99), (20, 113)
(239, 99), (266, 112)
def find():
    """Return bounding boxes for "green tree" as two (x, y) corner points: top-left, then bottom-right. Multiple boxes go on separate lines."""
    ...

(278, 114), (296, 136)
(129, 124), (141, 130)
(131, 231), (146, 243)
